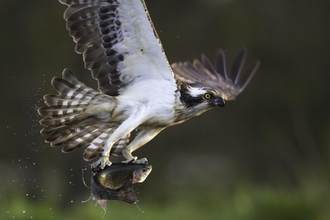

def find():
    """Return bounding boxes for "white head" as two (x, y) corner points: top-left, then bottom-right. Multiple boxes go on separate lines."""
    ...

(179, 86), (225, 116)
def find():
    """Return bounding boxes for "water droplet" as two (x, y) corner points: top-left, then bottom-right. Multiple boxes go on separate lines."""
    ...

(135, 203), (144, 213)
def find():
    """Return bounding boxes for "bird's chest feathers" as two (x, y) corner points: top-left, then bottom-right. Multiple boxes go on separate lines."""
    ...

(112, 81), (177, 127)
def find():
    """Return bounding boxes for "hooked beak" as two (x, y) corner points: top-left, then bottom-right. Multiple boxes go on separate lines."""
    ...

(212, 97), (225, 107)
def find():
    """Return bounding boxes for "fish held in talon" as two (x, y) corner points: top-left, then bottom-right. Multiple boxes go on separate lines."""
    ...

(90, 163), (152, 209)
(93, 163), (152, 189)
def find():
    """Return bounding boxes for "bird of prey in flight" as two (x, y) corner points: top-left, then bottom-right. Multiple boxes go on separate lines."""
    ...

(38, 0), (259, 169)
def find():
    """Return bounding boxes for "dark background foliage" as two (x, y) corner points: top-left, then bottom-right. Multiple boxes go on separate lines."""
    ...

(1, 0), (329, 219)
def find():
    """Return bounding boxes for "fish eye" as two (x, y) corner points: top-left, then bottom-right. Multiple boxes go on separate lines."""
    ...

(204, 93), (212, 99)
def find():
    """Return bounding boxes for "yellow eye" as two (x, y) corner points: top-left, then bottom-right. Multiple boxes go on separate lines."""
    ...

(204, 93), (211, 99)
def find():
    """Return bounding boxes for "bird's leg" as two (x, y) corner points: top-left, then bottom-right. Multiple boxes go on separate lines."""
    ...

(122, 128), (163, 164)
(92, 106), (146, 169)
(91, 142), (113, 169)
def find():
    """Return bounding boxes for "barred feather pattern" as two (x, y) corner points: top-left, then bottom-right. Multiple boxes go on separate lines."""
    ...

(38, 69), (130, 160)
(59, 0), (132, 96)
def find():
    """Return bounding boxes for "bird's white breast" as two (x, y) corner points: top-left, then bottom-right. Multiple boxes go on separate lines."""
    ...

(115, 77), (178, 127)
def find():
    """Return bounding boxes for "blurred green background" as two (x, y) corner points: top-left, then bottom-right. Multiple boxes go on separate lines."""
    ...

(1, 0), (329, 219)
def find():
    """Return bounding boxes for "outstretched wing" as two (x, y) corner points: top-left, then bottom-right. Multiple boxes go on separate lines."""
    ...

(59, 0), (175, 96)
(171, 48), (260, 100)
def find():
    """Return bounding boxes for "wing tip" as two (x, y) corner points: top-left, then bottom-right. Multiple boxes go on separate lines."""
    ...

(172, 47), (260, 100)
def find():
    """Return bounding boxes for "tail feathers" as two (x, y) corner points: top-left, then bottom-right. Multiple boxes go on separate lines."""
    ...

(83, 133), (130, 160)
(42, 94), (88, 107)
(40, 115), (78, 128)
(57, 123), (130, 161)
(45, 128), (78, 145)
(42, 122), (129, 161)
(110, 133), (131, 156)
(83, 129), (131, 160)
(39, 107), (86, 127)
(81, 126), (115, 160)
(61, 124), (112, 151)
(51, 69), (110, 104)
(38, 69), (113, 131)
(38, 69), (123, 161)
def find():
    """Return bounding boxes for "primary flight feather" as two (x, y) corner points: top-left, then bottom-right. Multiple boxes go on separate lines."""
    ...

(38, 0), (259, 169)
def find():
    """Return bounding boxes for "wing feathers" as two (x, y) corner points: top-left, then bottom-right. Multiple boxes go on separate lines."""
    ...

(59, 0), (175, 96)
(60, 0), (125, 95)
(237, 60), (260, 92)
(201, 54), (217, 77)
(229, 48), (246, 85)
(215, 49), (228, 80)
(172, 48), (259, 100)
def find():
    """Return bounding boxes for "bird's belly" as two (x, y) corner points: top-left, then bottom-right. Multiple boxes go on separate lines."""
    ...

(109, 95), (175, 128)
(141, 105), (175, 128)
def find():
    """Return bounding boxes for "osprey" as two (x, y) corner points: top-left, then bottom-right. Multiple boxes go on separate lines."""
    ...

(38, 0), (259, 169)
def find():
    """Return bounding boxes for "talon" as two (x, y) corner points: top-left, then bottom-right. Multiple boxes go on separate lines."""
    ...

(136, 157), (148, 164)
(91, 156), (112, 170)
(91, 160), (100, 170)
(122, 157), (148, 164)
(122, 156), (138, 164)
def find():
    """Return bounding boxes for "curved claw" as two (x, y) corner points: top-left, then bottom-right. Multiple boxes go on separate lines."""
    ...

(122, 157), (148, 165)
(92, 156), (112, 170)
(136, 157), (148, 164)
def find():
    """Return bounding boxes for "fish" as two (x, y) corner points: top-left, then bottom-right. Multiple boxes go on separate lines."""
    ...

(90, 163), (152, 209)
